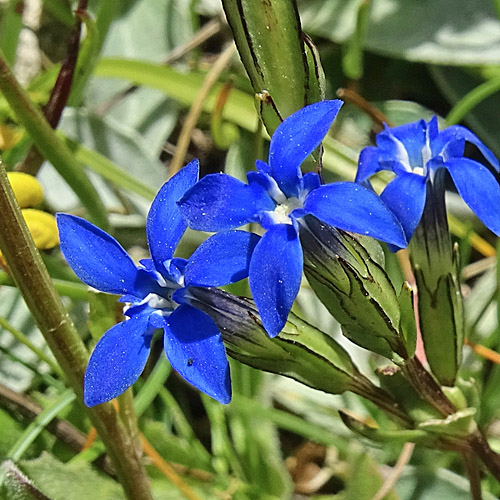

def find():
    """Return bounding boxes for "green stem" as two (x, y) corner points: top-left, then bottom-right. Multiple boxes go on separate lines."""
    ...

(446, 75), (500, 126)
(350, 377), (414, 428)
(0, 50), (109, 230)
(463, 451), (483, 500)
(0, 161), (153, 500)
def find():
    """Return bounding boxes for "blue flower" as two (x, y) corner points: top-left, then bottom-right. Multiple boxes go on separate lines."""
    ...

(57, 160), (259, 406)
(178, 101), (406, 338)
(356, 117), (500, 242)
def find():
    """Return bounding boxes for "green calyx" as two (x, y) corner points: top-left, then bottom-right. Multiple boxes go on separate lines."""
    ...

(221, 0), (325, 135)
(188, 286), (359, 395)
(300, 216), (416, 363)
(410, 172), (464, 386)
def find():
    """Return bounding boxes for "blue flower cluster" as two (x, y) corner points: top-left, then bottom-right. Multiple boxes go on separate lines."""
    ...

(177, 101), (405, 337)
(356, 117), (500, 241)
(57, 100), (500, 406)
(57, 160), (259, 406)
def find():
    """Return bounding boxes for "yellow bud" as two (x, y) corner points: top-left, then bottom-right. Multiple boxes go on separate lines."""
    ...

(22, 209), (59, 250)
(7, 172), (44, 208)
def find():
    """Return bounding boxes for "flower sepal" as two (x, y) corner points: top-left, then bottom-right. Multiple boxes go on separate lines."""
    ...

(300, 215), (410, 363)
(414, 262), (463, 387)
(188, 286), (365, 396)
(410, 173), (464, 387)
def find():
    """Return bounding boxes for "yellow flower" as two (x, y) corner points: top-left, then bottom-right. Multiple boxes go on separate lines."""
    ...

(8, 172), (44, 208)
(22, 209), (59, 249)
(1, 173), (58, 269)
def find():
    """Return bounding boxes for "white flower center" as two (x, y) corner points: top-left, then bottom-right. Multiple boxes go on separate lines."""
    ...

(269, 196), (302, 225)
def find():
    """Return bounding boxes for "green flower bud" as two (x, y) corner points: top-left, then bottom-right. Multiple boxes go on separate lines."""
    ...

(410, 170), (464, 386)
(299, 215), (416, 364)
(221, 0), (325, 135)
(189, 286), (359, 395)
(188, 286), (413, 427)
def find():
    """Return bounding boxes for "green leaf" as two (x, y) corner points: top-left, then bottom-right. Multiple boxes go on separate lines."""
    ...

(396, 466), (498, 500)
(300, 0), (500, 65)
(227, 363), (292, 498)
(94, 58), (258, 132)
(17, 453), (124, 500)
(0, 0), (23, 65)
(430, 65), (500, 158)
(142, 421), (213, 472)
(40, 108), (160, 212)
(344, 449), (400, 500)
(0, 56), (109, 229)
(0, 411), (28, 461)
(1, 460), (53, 500)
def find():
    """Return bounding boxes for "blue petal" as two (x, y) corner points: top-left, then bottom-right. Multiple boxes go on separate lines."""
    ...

(446, 158), (500, 235)
(147, 160), (199, 271)
(356, 146), (386, 182)
(56, 213), (139, 295)
(249, 225), (302, 337)
(185, 230), (260, 287)
(163, 257), (188, 285)
(255, 159), (271, 175)
(303, 182), (407, 248)
(178, 173), (274, 231)
(377, 120), (427, 170)
(247, 171), (285, 203)
(302, 172), (321, 193)
(163, 305), (231, 403)
(380, 172), (427, 242)
(435, 126), (499, 171)
(268, 100), (343, 197)
(84, 314), (153, 406)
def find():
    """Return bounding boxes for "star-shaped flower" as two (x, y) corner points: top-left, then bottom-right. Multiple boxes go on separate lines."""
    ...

(178, 101), (406, 338)
(356, 117), (500, 241)
(57, 160), (259, 406)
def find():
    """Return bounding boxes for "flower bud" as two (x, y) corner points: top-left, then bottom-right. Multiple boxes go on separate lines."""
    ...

(188, 286), (360, 395)
(299, 215), (416, 364)
(410, 170), (464, 386)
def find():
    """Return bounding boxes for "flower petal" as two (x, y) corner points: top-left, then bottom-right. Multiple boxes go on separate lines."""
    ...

(356, 146), (387, 182)
(185, 230), (260, 287)
(377, 120), (427, 171)
(147, 160), (199, 270)
(268, 100), (343, 197)
(380, 172), (427, 242)
(56, 213), (139, 295)
(303, 182), (407, 248)
(84, 314), (153, 406)
(249, 225), (302, 337)
(446, 158), (500, 235)
(436, 126), (499, 171)
(163, 305), (231, 403)
(178, 173), (273, 231)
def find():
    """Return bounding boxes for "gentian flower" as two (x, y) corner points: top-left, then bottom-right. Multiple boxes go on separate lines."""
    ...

(178, 101), (406, 337)
(57, 160), (259, 406)
(356, 117), (500, 241)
